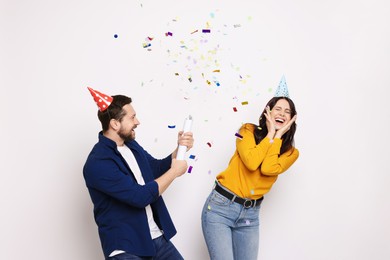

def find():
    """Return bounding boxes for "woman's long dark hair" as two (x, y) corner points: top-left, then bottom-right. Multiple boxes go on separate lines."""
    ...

(251, 96), (297, 154)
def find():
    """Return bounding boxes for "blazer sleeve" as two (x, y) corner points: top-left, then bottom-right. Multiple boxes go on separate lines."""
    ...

(84, 158), (160, 208)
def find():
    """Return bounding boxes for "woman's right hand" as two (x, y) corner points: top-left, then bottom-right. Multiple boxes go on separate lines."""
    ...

(264, 106), (276, 139)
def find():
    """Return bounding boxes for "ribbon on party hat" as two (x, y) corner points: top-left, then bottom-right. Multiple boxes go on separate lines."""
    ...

(87, 87), (113, 111)
(274, 75), (290, 98)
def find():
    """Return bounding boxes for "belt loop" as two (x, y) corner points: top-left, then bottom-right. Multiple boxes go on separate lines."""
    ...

(231, 195), (236, 203)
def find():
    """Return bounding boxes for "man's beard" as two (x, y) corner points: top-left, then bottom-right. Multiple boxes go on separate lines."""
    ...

(118, 127), (135, 142)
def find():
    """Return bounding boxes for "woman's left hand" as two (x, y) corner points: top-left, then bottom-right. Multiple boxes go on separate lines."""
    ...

(275, 115), (297, 139)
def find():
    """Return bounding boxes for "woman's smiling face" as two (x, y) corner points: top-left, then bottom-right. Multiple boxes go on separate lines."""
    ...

(270, 99), (292, 130)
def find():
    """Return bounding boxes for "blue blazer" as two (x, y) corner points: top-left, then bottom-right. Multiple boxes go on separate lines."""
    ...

(83, 132), (176, 258)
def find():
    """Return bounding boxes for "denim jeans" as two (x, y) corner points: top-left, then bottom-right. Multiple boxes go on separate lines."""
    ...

(201, 189), (262, 260)
(108, 236), (183, 260)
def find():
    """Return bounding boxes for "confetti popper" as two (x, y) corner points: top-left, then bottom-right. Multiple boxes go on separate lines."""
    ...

(177, 115), (193, 160)
(235, 133), (243, 139)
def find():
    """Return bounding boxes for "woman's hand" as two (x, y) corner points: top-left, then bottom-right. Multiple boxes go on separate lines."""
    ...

(275, 115), (297, 139)
(264, 106), (276, 139)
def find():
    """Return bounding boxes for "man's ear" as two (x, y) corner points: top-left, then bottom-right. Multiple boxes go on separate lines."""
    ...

(109, 119), (120, 131)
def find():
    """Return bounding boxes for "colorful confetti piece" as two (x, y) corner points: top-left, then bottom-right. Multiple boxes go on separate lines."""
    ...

(188, 166), (193, 173)
(241, 101), (248, 105)
(168, 125), (176, 129)
(189, 155), (196, 159)
(233, 107), (237, 112)
(235, 133), (243, 139)
(202, 29), (211, 33)
(207, 142), (212, 147)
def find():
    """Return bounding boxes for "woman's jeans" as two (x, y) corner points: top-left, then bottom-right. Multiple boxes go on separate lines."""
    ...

(108, 236), (183, 260)
(201, 189), (262, 260)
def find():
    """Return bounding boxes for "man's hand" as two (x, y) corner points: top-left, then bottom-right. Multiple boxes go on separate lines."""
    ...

(177, 131), (194, 152)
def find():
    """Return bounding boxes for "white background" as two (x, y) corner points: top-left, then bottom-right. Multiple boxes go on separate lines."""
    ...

(1, 0), (390, 259)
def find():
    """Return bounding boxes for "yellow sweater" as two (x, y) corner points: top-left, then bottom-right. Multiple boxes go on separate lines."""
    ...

(217, 123), (299, 200)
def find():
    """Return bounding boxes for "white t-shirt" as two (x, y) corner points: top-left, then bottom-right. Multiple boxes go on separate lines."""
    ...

(110, 145), (162, 257)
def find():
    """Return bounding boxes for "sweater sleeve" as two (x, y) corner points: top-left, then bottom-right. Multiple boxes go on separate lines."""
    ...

(260, 138), (299, 176)
(236, 125), (273, 171)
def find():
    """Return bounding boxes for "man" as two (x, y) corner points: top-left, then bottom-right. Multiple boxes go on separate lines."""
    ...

(84, 87), (194, 259)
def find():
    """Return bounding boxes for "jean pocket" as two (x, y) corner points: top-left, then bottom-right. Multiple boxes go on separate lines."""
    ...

(209, 190), (230, 206)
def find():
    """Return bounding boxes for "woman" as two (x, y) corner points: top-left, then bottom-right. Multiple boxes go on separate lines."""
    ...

(201, 96), (299, 260)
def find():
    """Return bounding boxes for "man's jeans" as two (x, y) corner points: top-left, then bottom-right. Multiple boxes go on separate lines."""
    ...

(109, 236), (183, 260)
(201, 189), (262, 260)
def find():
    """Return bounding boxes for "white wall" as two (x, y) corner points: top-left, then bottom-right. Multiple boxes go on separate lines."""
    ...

(1, 0), (390, 259)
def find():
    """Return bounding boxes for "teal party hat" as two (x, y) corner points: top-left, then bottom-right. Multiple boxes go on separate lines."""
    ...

(274, 75), (289, 98)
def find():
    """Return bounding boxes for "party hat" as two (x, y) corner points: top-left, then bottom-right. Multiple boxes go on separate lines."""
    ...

(87, 87), (113, 111)
(274, 75), (290, 97)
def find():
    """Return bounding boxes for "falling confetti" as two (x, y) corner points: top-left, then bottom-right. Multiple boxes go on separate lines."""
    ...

(235, 133), (243, 139)
(168, 125), (176, 129)
(187, 166), (193, 173)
